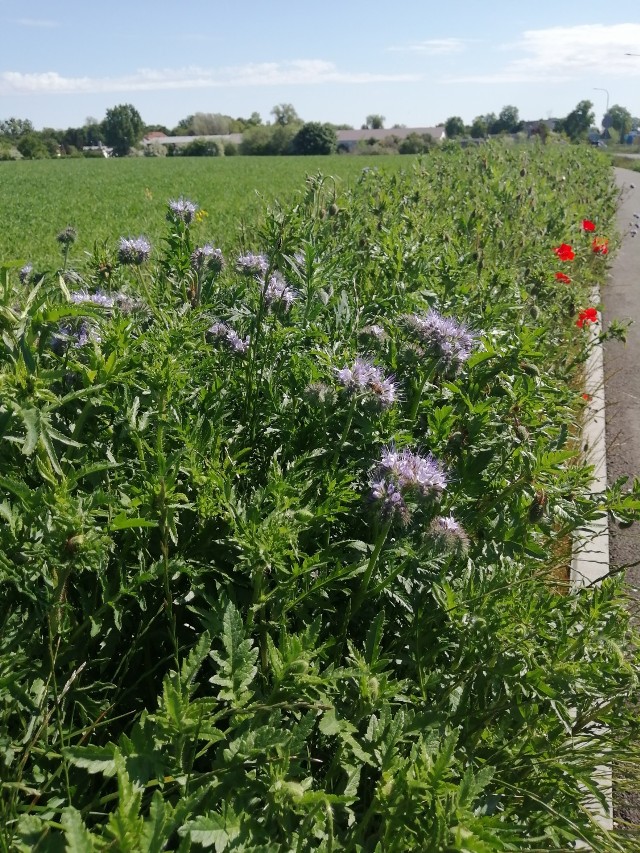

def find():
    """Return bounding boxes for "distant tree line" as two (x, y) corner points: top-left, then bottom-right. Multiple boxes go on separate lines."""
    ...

(443, 101), (640, 144)
(2, 99), (639, 161)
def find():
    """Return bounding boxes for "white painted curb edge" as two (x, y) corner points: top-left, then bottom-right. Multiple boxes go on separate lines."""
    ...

(570, 291), (613, 836)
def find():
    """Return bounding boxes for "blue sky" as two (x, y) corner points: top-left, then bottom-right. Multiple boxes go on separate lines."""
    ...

(1, 0), (639, 130)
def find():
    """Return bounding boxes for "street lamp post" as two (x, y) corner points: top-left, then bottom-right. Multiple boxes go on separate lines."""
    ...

(593, 87), (610, 115)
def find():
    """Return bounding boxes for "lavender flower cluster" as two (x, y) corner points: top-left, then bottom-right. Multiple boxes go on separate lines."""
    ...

(118, 237), (152, 266)
(206, 322), (250, 354)
(263, 272), (298, 310)
(429, 514), (469, 554)
(69, 289), (143, 314)
(19, 264), (33, 284)
(56, 226), (77, 246)
(237, 252), (269, 277)
(370, 446), (447, 523)
(335, 358), (397, 408)
(404, 309), (474, 370)
(191, 244), (225, 274)
(51, 320), (101, 354)
(167, 197), (198, 225)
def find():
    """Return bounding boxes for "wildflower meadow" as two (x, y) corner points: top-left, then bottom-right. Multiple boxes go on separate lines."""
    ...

(2, 143), (640, 851)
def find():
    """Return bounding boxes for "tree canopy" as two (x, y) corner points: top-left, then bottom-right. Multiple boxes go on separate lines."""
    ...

(102, 104), (144, 155)
(365, 114), (385, 130)
(444, 116), (466, 139)
(607, 104), (633, 137)
(559, 100), (595, 142)
(291, 122), (337, 155)
(270, 104), (301, 127)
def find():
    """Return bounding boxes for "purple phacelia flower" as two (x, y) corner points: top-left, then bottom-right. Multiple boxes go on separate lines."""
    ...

(206, 322), (250, 354)
(379, 446), (447, 497)
(51, 320), (101, 354)
(56, 226), (77, 246)
(360, 324), (386, 341)
(167, 197), (198, 224)
(19, 264), (33, 284)
(263, 272), (298, 310)
(191, 244), (225, 273)
(118, 236), (152, 266)
(429, 514), (469, 554)
(237, 252), (269, 276)
(370, 478), (410, 524)
(69, 289), (115, 308)
(335, 358), (397, 408)
(404, 309), (474, 370)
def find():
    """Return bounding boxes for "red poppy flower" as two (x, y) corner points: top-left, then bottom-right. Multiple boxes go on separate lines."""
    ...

(592, 237), (609, 255)
(553, 243), (575, 261)
(582, 219), (596, 232)
(582, 393), (592, 401)
(576, 307), (598, 328)
(555, 272), (571, 283)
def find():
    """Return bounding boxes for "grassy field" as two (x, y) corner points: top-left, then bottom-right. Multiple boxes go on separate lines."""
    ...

(0, 155), (415, 268)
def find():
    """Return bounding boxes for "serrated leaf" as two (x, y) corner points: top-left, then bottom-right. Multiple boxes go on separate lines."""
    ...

(64, 744), (116, 776)
(209, 602), (257, 706)
(180, 809), (241, 851)
(62, 807), (96, 852)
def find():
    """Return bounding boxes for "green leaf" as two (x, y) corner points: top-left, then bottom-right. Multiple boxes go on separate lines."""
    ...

(180, 808), (241, 851)
(64, 744), (117, 776)
(209, 602), (258, 707)
(62, 807), (96, 852)
(110, 513), (158, 530)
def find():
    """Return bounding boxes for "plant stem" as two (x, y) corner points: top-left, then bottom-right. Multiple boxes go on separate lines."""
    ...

(331, 396), (357, 466)
(351, 518), (392, 617)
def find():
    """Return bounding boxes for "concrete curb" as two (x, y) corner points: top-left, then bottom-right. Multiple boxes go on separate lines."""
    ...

(571, 290), (613, 837)
(571, 297), (609, 590)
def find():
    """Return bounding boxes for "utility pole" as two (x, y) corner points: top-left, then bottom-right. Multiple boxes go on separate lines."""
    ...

(593, 87), (610, 114)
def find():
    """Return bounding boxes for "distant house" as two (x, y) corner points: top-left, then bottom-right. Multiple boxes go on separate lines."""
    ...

(143, 131), (169, 143)
(335, 126), (446, 151)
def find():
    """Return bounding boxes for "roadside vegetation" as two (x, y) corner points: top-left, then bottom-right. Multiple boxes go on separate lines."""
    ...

(2, 142), (640, 850)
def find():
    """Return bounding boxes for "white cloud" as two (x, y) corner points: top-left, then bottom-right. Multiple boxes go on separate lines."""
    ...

(0, 61), (420, 96)
(388, 38), (469, 55)
(446, 23), (640, 83)
(13, 18), (59, 28)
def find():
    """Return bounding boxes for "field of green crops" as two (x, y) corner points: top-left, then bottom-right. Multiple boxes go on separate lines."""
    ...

(3, 143), (640, 850)
(0, 155), (413, 269)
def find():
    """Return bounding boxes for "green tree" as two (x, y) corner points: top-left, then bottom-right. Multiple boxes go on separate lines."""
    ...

(241, 124), (298, 155)
(291, 122), (337, 155)
(270, 103), (300, 127)
(444, 116), (466, 138)
(560, 100), (595, 142)
(0, 117), (34, 139)
(190, 112), (231, 135)
(182, 138), (224, 156)
(16, 133), (49, 159)
(365, 114), (385, 130)
(469, 117), (488, 139)
(607, 104), (633, 138)
(102, 104), (144, 156)
(496, 104), (521, 133)
(398, 133), (435, 154)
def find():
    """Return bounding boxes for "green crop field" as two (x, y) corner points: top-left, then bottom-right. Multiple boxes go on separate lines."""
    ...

(0, 155), (414, 269)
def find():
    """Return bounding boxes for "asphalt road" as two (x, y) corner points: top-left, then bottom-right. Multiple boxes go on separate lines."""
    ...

(603, 168), (640, 826)
(603, 169), (640, 613)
